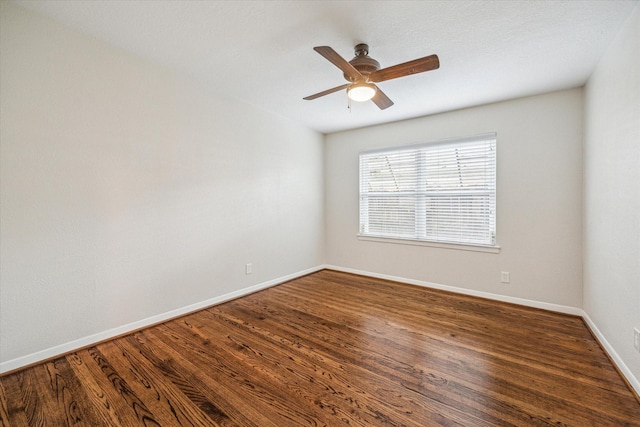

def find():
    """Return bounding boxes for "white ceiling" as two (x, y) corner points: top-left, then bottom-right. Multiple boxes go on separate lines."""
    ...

(14, 0), (638, 134)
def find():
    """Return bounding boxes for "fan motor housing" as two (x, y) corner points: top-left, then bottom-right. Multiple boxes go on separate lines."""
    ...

(344, 43), (380, 81)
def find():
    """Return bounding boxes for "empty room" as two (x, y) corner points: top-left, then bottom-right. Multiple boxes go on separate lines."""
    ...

(1, 0), (639, 425)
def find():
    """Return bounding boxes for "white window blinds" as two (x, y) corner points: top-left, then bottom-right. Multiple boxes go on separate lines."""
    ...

(359, 133), (496, 246)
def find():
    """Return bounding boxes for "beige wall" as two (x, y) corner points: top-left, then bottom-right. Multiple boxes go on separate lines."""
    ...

(583, 5), (640, 388)
(325, 89), (583, 308)
(0, 3), (324, 366)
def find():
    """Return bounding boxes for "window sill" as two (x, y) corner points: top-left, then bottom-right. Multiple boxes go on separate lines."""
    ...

(357, 234), (501, 253)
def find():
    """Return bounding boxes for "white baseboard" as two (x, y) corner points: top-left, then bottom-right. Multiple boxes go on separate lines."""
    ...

(323, 264), (640, 398)
(4, 264), (638, 400)
(0, 265), (324, 374)
(323, 265), (583, 315)
(582, 312), (640, 397)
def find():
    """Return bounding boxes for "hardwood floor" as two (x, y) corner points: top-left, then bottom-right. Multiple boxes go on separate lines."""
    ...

(1, 270), (639, 426)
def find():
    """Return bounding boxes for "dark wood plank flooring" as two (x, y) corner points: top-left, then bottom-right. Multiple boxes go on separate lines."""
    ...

(1, 269), (639, 426)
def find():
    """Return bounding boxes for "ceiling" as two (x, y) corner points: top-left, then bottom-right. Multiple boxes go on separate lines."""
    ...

(14, 0), (638, 134)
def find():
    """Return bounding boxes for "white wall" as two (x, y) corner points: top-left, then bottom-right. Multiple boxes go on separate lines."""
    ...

(0, 3), (324, 367)
(2, 0), (636, 392)
(583, 5), (640, 386)
(325, 89), (583, 308)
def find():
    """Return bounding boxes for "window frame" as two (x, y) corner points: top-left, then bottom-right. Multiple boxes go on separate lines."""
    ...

(358, 133), (499, 253)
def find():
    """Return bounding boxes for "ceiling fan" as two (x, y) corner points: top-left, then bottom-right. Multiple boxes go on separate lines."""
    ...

(303, 43), (439, 110)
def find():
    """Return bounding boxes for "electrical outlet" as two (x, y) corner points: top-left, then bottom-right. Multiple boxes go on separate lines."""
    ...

(500, 271), (510, 283)
(245, 263), (252, 275)
(634, 328), (640, 352)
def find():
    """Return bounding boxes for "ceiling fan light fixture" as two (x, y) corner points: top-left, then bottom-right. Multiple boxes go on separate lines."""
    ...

(347, 82), (376, 102)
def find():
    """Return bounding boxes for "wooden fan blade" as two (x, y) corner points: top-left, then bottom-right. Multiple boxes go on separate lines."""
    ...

(303, 83), (350, 100)
(369, 54), (439, 83)
(371, 85), (394, 110)
(313, 46), (363, 81)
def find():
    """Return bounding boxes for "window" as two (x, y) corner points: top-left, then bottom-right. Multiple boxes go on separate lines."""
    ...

(359, 133), (496, 247)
